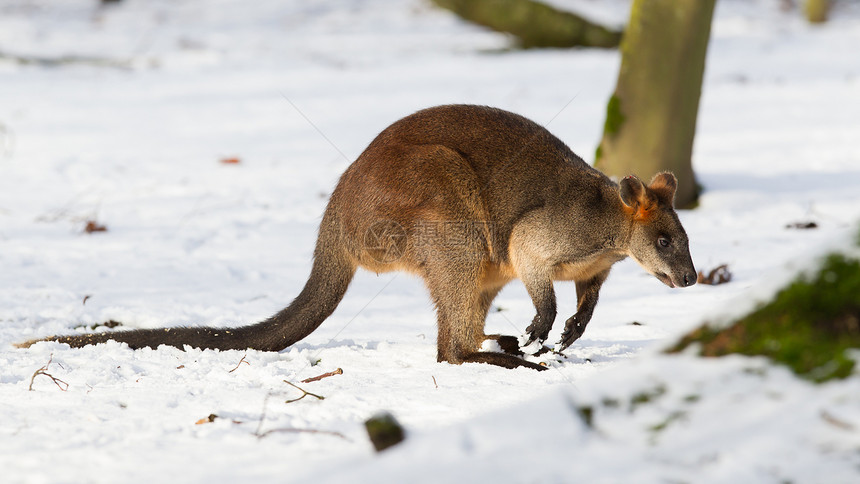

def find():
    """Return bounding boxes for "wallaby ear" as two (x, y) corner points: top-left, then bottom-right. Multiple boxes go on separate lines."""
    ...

(648, 172), (677, 206)
(619, 175), (658, 221)
(619, 175), (646, 208)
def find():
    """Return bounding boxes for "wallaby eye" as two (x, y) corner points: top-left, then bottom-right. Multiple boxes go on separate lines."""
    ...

(657, 237), (671, 248)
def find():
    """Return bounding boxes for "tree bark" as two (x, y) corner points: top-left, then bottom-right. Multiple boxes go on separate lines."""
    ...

(594, 0), (716, 208)
(432, 0), (622, 49)
(804, 0), (830, 24)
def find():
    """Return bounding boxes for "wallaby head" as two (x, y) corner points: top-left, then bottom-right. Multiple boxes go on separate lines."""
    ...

(619, 172), (696, 288)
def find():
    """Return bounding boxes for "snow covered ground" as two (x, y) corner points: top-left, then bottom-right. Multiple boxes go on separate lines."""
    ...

(1, 0), (859, 482)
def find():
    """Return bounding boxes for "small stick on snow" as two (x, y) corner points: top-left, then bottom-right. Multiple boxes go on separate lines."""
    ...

(300, 368), (343, 383)
(254, 394), (272, 437)
(252, 393), (347, 440)
(28, 354), (69, 392)
(432, 376), (438, 388)
(256, 427), (349, 440)
(821, 410), (855, 431)
(228, 353), (250, 373)
(283, 380), (325, 403)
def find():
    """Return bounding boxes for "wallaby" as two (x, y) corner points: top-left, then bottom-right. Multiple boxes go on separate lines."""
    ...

(18, 104), (696, 371)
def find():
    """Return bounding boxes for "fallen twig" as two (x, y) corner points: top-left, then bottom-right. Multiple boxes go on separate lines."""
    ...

(283, 380), (325, 403)
(28, 354), (69, 392)
(0, 50), (132, 69)
(0, 122), (15, 160)
(786, 221), (818, 230)
(254, 394), (273, 436)
(821, 410), (855, 431)
(301, 368), (343, 383)
(228, 353), (249, 373)
(252, 393), (348, 441)
(257, 427), (349, 440)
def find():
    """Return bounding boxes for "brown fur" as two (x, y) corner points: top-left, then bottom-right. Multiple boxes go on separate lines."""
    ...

(18, 105), (696, 371)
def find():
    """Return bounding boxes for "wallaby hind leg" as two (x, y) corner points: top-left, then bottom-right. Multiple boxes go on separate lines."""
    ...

(427, 262), (545, 371)
(427, 260), (483, 364)
(477, 286), (524, 356)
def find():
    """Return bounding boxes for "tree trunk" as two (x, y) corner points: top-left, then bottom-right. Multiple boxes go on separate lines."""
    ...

(804, 0), (830, 24)
(594, 0), (716, 208)
(431, 0), (622, 49)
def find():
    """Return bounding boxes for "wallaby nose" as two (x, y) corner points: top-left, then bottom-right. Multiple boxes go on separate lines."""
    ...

(683, 272), (696, 287)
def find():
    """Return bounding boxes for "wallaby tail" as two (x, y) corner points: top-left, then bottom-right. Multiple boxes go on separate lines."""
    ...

(16, 212), (357, 352)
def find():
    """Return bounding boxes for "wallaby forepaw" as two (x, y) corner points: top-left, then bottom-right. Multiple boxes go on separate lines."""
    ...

(558, 316), (586, 351)
(524, 314), (551, 346)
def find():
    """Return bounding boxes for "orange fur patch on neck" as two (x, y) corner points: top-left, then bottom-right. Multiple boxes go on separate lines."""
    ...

(623, 202), (657, 222)
(634, 205), (656, 222)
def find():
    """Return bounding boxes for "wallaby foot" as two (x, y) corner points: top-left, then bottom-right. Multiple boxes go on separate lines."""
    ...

(485, 334), (523, 356)
(486, 334), (554, 357)
(460, 351), (547, 371)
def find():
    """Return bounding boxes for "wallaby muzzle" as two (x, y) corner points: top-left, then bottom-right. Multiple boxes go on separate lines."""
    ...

(656, 268), (696, 288)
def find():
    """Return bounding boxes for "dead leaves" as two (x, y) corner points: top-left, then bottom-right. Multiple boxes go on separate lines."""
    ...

(786, 221), (818, 230)
(83, 220), (107, 233)
(195, 414), (218, 425)
(697, 264), (732, 285)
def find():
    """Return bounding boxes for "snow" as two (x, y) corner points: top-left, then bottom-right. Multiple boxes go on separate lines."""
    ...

(1, 0), (859, 482)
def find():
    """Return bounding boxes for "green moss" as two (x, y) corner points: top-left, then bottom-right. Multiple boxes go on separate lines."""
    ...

(648, 410), (686, 434)
(575, 405), (594, 428)
(630, 384), (667, 411)
(594, 94), (624, 166)
(603, 94), (625, 137)
(432, 0), (622, 49)
(682, 394), (701, 404)
(365, 412), (405, 452)
(671, 247), (860, 383)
